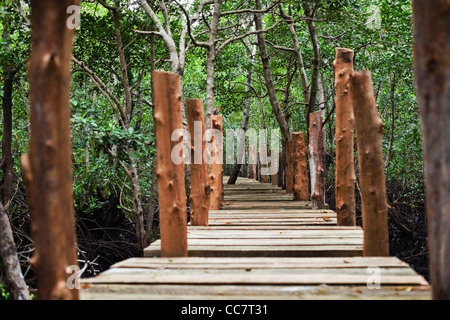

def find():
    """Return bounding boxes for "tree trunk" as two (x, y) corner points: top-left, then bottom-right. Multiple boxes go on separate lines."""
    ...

(186, 99), (210, 226)
(309, 111), (325, 209)
(334, 48), (356, 226)
(205, 0), (221, 126)
(285, 139), (294, 194)
(412, 0), (450, 299)
(255, 0), (290, 143)
(152, 71), (188, 257)
(0, 202), (29, 300)
(292, 132), (309, 201)
(351, 71), (389, 257)
(22, 0), (80, 300)
(127, 153), (146, 253)
(303, 3), (321, 129)
(209, 115), (223, 210)
(1, 71), (15, 205)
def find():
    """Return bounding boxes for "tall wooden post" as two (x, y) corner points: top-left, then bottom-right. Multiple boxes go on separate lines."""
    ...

(22, 0), (80, 300)
(334, 48), (356, 226)
(186, 99), (210, 226)
(209, 115), (223, 210)
(351, 71), (389, 257)
(270, 150), (278, 186)
(152, 71), (188, 257)
(285, 139), (294, 194)
(412, 0), (450, 299)
(309, 111), (326, 209)
(292, 132), (309, 201)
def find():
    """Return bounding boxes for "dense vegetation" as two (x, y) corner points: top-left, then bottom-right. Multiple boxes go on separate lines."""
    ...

(0, 0), (427, 299)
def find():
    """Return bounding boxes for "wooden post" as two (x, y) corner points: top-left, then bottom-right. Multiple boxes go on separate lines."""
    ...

(186, 99), (210, 226)
(292, 132), (309, 201)
(412, 0), (450, 299)
(350, 71), (389, 257)
(334, 48), (356, 226)
(152, 71), (187, 257)
(285, 139), (294, 194)
(260, 150), (269, 183)
(309, 111), (326, 209)
(21, 0), (80, 300)
(209, 115), (223, 209)
(270, 150), (278, 186)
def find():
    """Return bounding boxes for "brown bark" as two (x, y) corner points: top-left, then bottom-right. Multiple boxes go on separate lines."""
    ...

(292, 132), (309, 201)
(412, 0), (450, 299)
(152, 71), (187, 257)
(23, 0), (80, 300)
(209, 115), (223, 210)
(186, 99), (210, 226)
(309, 111), (325, 209)
(334, 48), (356, 226)
(350, 71), (389, 257)
(0, 202), (29, 300)
(285, 139), (294, 194)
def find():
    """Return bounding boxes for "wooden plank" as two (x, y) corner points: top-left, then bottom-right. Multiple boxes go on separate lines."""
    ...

(209, 209), (335, 214)
(80, 284), (431, 300)
(110, 257), (411, 269)
(144, 244), (363, 257)
(83, 268), (427, 286)
(221, 201), (312, 209)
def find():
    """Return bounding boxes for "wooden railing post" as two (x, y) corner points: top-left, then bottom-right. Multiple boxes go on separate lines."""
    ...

(309, 111), (326, 209)
(292, 132), (309, 201)
(152, 71), (188, 257)
(270, 150), (278, 186)
(285, 139), (294, 194)
(186, 99), (210, 226)
(21, 0), (80, 300)
(334, 48), (356, 226)
(412, 0), (450, 299)
(350, 71), (389, 257)
(209, 115), (223, 209)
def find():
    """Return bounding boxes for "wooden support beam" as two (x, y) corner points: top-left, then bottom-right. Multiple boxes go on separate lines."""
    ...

(350, 71), (389, 257)
(412, 0), (450, 299)
(286, 139), (294, 194)
(292, 132), (309, 201)
(209, 115), (223, 210)
(21, 0), (80, 300)
(334, 48), (356, 226)
(309, 111), (326, 209)
(152, 71), (188, 257)
(186, 99), (210, 226)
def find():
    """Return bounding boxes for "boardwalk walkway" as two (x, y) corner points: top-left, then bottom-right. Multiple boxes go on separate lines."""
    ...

(81, 177), (430, 300)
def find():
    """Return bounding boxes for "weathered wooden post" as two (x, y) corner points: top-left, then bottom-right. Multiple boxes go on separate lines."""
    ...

(186, 99), (210, 226)
(152, 71), (188, 257)
(209, 115), (223, 209)
(270, 150), (278, 186)
(309, 111), (326, 209)
(285, 139), (294, 194)
(350, 71), (389, 257)
(292, 132), (309, 201)
(412, 0), (450, 299)
(21, 0), (80, 300)
(334, 48), (356, 226)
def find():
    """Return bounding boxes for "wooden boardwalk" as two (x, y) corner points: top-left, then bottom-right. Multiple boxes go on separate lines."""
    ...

(81, 177), (430, 300)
